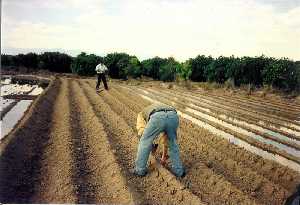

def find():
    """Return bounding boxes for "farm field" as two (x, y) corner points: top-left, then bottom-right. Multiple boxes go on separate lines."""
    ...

(0, 77), (299, 204)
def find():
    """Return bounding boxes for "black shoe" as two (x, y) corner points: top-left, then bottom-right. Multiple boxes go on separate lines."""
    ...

(178, 170), (186, 178)
(129, 168), (147, 177)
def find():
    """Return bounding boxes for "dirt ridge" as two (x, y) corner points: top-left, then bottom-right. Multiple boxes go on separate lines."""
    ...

(84, 81), (258, 205)
(0, 77), (299, 204)
(147, 87), (300, 151)
(105, 84), (290, 205)
(81, 80), (206, 204)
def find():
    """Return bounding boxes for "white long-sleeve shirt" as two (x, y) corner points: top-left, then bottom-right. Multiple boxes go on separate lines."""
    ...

(95, 63), (108, 74)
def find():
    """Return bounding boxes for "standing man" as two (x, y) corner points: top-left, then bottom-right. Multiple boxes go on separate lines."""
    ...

(133, 102), (185, 177)
(95, 62), (108, 91)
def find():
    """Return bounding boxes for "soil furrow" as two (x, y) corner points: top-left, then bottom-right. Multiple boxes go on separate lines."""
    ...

(204, 90), (300, 111)
(68, 79), (136, 204)
(148, 87), (300, 151)
(159, 86), (300, 137)
(108, 84), (294, 204)
(106, 87), (285, 204)
(203, 92), (300, 118)
(174, 83), (300, 112)
(113, 84), (150, 108)
(84, 82), (260, 205)
(112, 83), (300, 193)
(115, 84), (300, 141)
(133, 86), (300, 165)
(202, 92), (300, 123)
(153, 87), (300, 142)
(68, 80), (98, 203)
(30, 78), (76, 203)
(184, 90), (300, 131)
(0, 78), (59, 203)
(2, 77), (298, 204)
(80, 80), (205, 204)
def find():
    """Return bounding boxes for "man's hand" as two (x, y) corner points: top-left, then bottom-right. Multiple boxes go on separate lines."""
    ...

(161, 153), (168, 166)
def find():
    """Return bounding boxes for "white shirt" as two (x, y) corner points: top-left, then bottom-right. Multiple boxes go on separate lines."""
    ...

(95, 63), (108, 74)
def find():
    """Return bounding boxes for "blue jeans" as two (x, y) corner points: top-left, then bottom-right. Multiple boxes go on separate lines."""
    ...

(135, 111), (184, 177)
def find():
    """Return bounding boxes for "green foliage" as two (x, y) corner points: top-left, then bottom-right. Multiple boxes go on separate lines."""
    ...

(125, 57), (142, 78)
(1, 53), (39, 68)
(187, 55), (214, 82)
(159, 57), (181, 82)
(204, 56), (232, 83)
(17, 53), (39, 68)
(296, 61), (300, 91)
(141, 57), (168, 80)
(224, 57), (244, 86)
(1, 52), (72, 73)
(71, 52), (102, 76)
(39, 52), (73, 73)
(262, 58), (298, 90)
(1, 51), (300, 92)
(225, 56), (270, 86)
(140, 57), (180, 81)
(178, 61), (192, 81)
(104, 53), (131, 79)
(1, 54), (13, 66)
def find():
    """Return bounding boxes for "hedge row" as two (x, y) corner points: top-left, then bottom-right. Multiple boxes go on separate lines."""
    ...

(1, 52), (72, 73)
(1, 52), (300, 91)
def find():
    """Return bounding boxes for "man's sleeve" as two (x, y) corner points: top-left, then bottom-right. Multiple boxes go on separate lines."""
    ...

(136, 112), (146, 137)
(103, 65), (108, 72)
(95, 64), (100, 72)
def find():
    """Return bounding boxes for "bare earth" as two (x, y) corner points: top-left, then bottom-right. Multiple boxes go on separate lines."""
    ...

(0, 77), (299, 204)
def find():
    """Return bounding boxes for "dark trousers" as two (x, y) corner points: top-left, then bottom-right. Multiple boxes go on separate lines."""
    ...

(96, 73), (108, 90)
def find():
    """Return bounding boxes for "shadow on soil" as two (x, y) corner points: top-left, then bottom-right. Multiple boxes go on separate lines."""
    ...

(68, 81), (96, 203)
(0, 80), (59, 203)
(285, 184), (300, 205)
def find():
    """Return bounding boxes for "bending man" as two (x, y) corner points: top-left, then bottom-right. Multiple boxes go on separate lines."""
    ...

(134, 102), (185, 177)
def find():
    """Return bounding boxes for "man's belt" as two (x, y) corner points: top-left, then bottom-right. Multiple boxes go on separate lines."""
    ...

(149, 108), (177, 120)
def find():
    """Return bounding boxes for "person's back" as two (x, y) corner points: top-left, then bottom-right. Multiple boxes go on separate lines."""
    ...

(134, 102), (185, 177)
(141, 102), (176, 122)
(136, 103), (174, 165)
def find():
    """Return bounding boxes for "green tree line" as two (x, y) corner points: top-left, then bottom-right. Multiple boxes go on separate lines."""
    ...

(1, 52), (300, 91)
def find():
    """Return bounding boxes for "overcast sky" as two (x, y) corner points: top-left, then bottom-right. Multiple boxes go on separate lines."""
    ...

(1, 0), (300, 61)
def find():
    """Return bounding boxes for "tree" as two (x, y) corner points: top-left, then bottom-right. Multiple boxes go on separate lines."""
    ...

(296, 61), (300, 91)
(71, 52), (103, 76)
(205, 56), (232, 83)
(125, 57), (142, 78)
(177, 61), (192, 81)
(104, 53), (131, 79)
(159, 57), (180, 82)
(1, 54), (13, 66)
(141, 57), (168, 80)
(262, 58), (298, 90)
(39, 52), (72, 73)
(188, 55), (214, 82)
(20, 53), (39, 68)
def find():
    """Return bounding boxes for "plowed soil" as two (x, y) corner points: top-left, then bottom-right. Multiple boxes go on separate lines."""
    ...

(0, 77), (299, 204)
